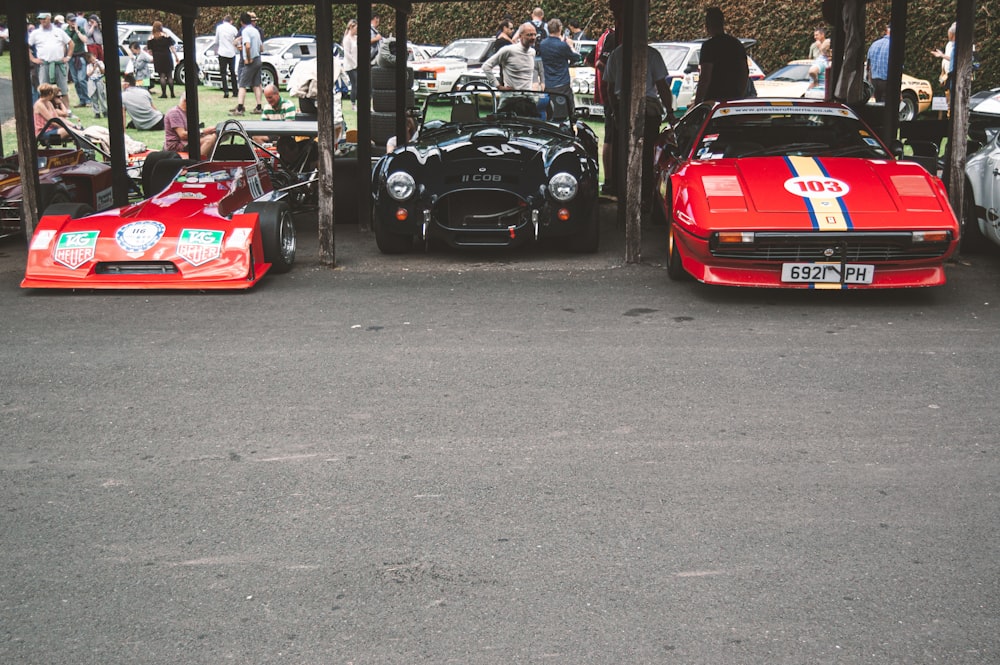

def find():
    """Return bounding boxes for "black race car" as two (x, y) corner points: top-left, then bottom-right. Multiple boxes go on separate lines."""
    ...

(371, 87), (601, 253)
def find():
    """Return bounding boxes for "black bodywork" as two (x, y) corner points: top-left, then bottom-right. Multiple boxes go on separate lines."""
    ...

(371, 89), (601, 252)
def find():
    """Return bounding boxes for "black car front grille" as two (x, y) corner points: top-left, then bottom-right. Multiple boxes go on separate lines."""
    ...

(94, 261), (179, 275)
(435, 190), (527, 231)
(710, 231), (951, 261)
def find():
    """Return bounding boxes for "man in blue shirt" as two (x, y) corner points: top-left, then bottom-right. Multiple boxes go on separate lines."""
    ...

(867, 24), (891, 102)
(537, 18), (581, 115)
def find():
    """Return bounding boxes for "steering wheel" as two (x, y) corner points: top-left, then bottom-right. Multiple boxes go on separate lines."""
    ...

(458, 81), (496, 93)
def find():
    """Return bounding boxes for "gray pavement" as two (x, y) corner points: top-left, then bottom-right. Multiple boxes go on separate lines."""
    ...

(2, 206), (999, 664)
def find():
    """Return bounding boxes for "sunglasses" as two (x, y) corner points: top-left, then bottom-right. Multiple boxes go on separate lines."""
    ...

(55, 94), (63, 97)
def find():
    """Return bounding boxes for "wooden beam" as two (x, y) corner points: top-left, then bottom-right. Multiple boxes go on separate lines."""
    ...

(317, 0), (336, 265)
(620, 0), (647, 264)
(9, 0), (40, 240)
(947, 0), (975, 221)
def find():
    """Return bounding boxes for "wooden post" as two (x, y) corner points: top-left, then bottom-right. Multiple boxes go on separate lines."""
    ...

(9, 1), (39, 240)
(946, 0), (975, 221)
(101, 3), (130, 207)
(616, 0), (647, 264)
(357, 1), (373, 231)
(883, 0), (907, 141)
(317, 0), (336, 265)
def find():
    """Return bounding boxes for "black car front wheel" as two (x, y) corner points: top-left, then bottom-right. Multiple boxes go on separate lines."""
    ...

(374, 212), (414, 254)
(666, 222), (689, 281)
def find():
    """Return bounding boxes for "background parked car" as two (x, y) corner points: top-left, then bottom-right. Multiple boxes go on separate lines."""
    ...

(118, 22), (186, 84)
(651, 39), (764, 113)
(412, 37), (494, 98)
(963, 127), (1000, 252)
(756, 59), (932, 121)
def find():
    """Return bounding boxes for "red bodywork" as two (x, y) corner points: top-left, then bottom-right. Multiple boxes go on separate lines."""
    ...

(654, 101), (960, 289)
(22, 161), (275, 290)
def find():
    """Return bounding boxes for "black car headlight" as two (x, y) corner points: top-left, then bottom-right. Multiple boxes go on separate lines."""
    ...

(386, 171), (416, 201)
(548, 172), (578, 202)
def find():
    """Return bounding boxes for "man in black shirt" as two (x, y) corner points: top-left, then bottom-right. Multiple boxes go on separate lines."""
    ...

(694, 7), (749, 105)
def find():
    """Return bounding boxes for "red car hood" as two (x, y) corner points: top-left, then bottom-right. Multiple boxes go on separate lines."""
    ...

(682, 155), (952, 231)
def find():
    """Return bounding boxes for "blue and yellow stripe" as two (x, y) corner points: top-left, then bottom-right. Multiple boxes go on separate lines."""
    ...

(784, 156), (853, 231)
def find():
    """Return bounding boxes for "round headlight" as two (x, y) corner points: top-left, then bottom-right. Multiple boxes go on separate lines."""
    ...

(386, 171), (416, 201)
(571, 80), (581, 94)
(548, 172), (578, 201)
(581, 80), (591, 94)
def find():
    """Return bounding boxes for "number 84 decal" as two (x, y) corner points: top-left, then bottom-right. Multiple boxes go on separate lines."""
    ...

(478, 144), (521, 157)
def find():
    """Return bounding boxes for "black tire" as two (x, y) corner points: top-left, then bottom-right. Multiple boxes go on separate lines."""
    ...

(898, 91), (919, 122)
(148, 158), (194, 197)
(37, 183), (70, 211)
(961, 180), (989, 254)
(43, 202), (94, 219)
(371, 66), (414, 90)
(140, 150), (180, 197)
(260, 65), (277, 89)
(666, 222), (689, 281)
(371, 111), (399, 145)
(246, 201), (296, 273)
(372, 87), (415, 112)
(174, 61), (186, 85)
(374, 213), (414, 254)
(568, 205), (600, 253)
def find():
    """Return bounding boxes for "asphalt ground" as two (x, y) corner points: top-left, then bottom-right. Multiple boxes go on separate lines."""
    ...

(2, 203), (999, 664)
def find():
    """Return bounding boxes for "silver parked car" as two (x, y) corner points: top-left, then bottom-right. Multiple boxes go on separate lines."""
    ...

(963, 127), (1000, 252)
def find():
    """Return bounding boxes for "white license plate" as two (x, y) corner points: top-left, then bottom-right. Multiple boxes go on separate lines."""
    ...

(781, 262), (875, 284)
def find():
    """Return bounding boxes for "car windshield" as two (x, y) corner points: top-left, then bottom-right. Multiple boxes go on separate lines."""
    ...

(765, 63), (812, 82)
(694, 106), (891, 159)
(421, 90), (574, 130)
(652, 44), (694, 72)
(435, 40), (490, 61)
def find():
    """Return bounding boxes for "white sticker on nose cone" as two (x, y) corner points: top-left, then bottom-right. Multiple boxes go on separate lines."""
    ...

(784, 176), (849, 198)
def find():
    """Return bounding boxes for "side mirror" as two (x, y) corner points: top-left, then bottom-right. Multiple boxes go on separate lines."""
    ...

(888, 139), (904, 160)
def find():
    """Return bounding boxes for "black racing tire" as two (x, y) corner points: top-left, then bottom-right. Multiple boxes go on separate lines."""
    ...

(666, 222), (689, 281)
(373, 212), (414, 254)
(371, 111), (399, 145)
(568, 204), (600, 253)
(898, 91), (919, 122)
(140, 150), (181, 197)
(371, 66), (414, 90)
(148, 158), (194, 197)
(260, 65), (278, 90)
(246, 201), (296, 273)
(961, 180), (989, 254)
(42, 202), (94, 219)
(37, 183), (70, 211)
(372, 87), (415, 112)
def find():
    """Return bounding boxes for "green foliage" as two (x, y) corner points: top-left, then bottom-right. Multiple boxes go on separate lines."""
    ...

(115, 0), (995, 91)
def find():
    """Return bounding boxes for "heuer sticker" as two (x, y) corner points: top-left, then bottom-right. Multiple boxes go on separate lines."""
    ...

(177, 229), (224, 266)
(53, 230), (100, 269)
(116, 221), (166, 254)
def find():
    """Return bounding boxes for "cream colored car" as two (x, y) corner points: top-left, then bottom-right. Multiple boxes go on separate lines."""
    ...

(755, 59), (932, 121)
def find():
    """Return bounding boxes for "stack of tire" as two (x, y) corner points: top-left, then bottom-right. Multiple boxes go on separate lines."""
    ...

(371, 38), (415, 150)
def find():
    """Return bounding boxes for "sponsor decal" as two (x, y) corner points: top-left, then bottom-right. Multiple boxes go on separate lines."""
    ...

(783, 156), (852, 230)
(715, 104), (856, 119)
(95, 187), (114, 211)
(53, 230), (99, 269)
(226, 227), (253, 248)
(245, 165), (264, 199)
(477, 144), (522, 156)
(30, 229), (57, 250)
(115, 221), (166, 255)
(177, 229), (224, 266)
(179, 192), (208, 199)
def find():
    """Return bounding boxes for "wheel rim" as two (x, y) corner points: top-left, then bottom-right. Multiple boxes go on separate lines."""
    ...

(278, 211), (296, 264)
(898, 97), (917, 122)
(262, 68), (276, 88)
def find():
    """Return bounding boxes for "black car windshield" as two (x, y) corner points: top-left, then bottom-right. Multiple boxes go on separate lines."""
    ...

(435, 40), (490, 61)
(421, 90), (575, 130)
(694, 106), (891, 159)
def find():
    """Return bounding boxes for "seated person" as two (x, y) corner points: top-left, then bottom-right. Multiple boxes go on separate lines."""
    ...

(121, 72), (164, 131)
(385, 115), (417, 152)
(34, 83), (79, 141)
(164, 92), (216, 158)
(497, 95), (540, 118)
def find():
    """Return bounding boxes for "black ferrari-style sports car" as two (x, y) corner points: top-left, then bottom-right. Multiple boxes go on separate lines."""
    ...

(371, 87), (601, 253)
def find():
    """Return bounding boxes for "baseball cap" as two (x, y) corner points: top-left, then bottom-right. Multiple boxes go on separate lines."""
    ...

(54, 15), (65, 23)
(37, 12), (52, 19)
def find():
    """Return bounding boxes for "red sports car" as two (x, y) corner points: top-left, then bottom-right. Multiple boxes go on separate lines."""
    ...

(653, 100), (959, 289)
(22, 121), (302, 290)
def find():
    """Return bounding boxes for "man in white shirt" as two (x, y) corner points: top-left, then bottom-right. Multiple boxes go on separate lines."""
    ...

(214, 15), (239, 99)
(230, 13), (263, 116)
(29, 13), (72, 97)
(481, 23), (543, 91)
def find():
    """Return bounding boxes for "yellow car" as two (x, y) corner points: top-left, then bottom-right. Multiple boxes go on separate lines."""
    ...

(755, 59), (932, 121)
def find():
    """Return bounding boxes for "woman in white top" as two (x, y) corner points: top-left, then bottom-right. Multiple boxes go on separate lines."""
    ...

(343, 20), (359, 110)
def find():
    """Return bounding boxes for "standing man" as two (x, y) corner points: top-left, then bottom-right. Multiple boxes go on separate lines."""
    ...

(65, 14), (90, 107)
(369, 16), (383, 63)
(164, 92), (216, 157)
(214, 15), (239, 99)
(537, 19), (580, 115)
(833, 0), (866, 104)
(567, 19), (587, 44)
(230, 13), (263, 117)
(604, 42), (673, 213)
(592, 23), (617, 196)
(29, 13), (71, 98)
(481, 23), (543, 91)
(121, 73), (164, 131)
(693, 7), (749, 105)
(867, 23), (891, 103)
(529, 8), (548, 41)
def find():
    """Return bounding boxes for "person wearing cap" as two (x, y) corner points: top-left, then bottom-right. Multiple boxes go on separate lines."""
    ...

(29, 13), (72, 98)
(64, 13), (91, 107)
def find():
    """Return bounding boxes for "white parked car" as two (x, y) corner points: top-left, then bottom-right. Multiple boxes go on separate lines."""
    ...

(117, 22), (186, 83)
(963, 127), (1000, 252)
(412, 37), (494, 98)
(201, 35), (335, 90)
(650, 39), (764, 112)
